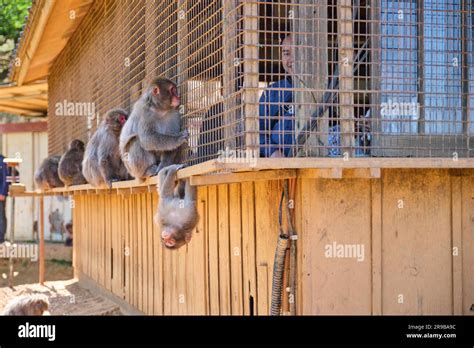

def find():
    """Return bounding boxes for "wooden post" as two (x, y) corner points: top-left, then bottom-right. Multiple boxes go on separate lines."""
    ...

(39, 195), (45, 285)
(293, 0), (328, 157)
(242, 0), (259, 155)
(223, 0), (238, 151)
(337, 0), (355, 157)
(8, 196), (15, 288)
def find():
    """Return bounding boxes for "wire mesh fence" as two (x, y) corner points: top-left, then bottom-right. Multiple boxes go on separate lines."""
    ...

(48, 0), (474, 164)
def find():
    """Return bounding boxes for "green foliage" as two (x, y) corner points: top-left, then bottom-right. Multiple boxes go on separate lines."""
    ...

(0, 0), (32, 82)
(0, 0), (32, 41)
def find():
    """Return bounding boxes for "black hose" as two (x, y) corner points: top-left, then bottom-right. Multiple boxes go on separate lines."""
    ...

(270, 233), (289, 316)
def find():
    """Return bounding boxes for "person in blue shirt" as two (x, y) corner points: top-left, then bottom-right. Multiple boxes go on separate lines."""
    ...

(259, 35), (369, 157)
(0, 153), (9, 244)
(259, 35), (295, 158)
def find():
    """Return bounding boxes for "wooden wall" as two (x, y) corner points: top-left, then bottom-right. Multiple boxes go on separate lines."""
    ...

(73, 169), (474, 315)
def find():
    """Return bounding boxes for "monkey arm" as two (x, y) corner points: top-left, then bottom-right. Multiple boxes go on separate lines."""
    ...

(140, 132), (186, 152)
(185, 179), (197, 201)
(158, 168), (178, 198)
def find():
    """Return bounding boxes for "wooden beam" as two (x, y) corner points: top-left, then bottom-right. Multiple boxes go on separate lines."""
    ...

(298, 168), (343, 179)
(189, 169), (297, 186)
(337, 0), (355, 157)
(17, 0), (56, 86)
(0, 105), (45, 117)
(242, 0), (259, 154)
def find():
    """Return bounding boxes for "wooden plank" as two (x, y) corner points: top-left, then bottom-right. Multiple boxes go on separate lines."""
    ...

(461, 177), (474, 315)
(135, 194), (145, 312)
(294, 178), (303, 315)
(123, 193), (130, 302)
(301, 177), (372, 314)
(298, 168), (343, 179)
(451, 176), (462, 315)
(217, 185), (231, 314)
(241, 182), (257, 316)
(141, 194), (149, 314)
(105, 194), (112, 291)
(382, 170), (452, 314)
(152, 191), (163, 315)
(371, 180), (383, 315)
(254, 181), (282, 315)
(229, 183), (243, 315)
(190, 169), (297, 186)
(177, 242), (187, 315)
(256, 265), (269, 315)
(132, 194), (139, 310)
(146, 193), (154, 315)
(195, 186), (209, 314)
(207, 185), (220, 314)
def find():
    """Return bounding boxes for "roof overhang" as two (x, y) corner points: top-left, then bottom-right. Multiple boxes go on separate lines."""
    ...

(0, 82), (48, 117)
(9, 0), (94, 86)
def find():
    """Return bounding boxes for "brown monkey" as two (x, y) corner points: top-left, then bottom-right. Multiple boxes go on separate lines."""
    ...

(2, 294), (50, 315)
(119, 77), (188, 180)
(82, 108), (130, 187)
(34, 155), (65, 191)
(58, 139), (87, 187)
(155, 164), (198, 250)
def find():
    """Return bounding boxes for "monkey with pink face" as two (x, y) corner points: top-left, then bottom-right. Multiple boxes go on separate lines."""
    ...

(119, 77), (188, 180)
(155, 164), (198, 250)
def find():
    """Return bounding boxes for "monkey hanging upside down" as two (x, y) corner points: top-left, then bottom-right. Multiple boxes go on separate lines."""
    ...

(155, 164), (199, 250)
(2, 294), (50, 316)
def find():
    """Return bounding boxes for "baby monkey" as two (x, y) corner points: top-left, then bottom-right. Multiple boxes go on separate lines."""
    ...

(155, 164), (198, 250)
(2, 294), (50, 316)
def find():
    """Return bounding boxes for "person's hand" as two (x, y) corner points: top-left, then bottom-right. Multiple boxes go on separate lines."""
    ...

(0, 195), (5, 201)
(270, 150), (284, 158)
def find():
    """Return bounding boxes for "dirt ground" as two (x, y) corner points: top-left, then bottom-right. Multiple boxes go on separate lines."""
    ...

(0, 279), (123, 315)
(0, 242), (73, 288)
(0, 242), (123, 315)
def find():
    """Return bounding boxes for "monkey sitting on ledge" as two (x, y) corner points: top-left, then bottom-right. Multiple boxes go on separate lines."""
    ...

(59, 139), (87, 187)
(155, 164), (199, 250)
(120, 77), (188, 180)
(82, 108), (130, 187)
(2, 294), (50, 316)
(35, 155), (65, 191)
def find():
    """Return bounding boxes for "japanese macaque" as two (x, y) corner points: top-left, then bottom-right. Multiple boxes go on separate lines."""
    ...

(34, 155), (65, 191)
(119, 77), (188, 180)
(58, 139), (87, 186)
(82, 108), (130, 187)
(2, 294), (50, 315)
(155, 164), (198, 250)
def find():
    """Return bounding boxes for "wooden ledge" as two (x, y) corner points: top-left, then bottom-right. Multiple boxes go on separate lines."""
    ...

(10, 158), (474, 196)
